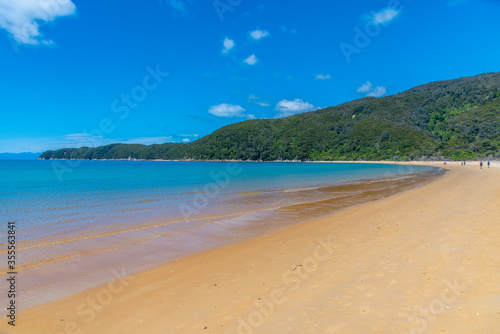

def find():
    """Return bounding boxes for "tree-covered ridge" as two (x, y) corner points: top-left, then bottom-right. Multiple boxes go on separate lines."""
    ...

(40, 72), (500, 161)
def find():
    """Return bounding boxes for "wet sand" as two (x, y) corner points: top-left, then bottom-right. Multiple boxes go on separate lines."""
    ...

(3, 161), (500, 333)
(1, 166), (439, 310)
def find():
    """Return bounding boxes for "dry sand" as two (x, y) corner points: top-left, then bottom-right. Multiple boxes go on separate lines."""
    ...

(3, 161), (499, 334)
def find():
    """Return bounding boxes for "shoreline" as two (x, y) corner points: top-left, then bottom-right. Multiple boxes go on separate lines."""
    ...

(37, 158), (500, 163)
(3, 162), (441, 312)
(4, 161), (499, 333)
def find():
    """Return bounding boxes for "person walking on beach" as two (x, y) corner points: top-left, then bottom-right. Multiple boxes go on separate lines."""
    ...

(480, 161), (483, 169)
(488, 161), (490, 168)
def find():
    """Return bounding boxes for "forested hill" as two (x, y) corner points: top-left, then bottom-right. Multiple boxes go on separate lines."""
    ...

(40, 72), (500, 161)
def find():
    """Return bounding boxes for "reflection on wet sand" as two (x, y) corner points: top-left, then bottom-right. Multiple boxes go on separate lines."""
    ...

(9, 169), (443, 309)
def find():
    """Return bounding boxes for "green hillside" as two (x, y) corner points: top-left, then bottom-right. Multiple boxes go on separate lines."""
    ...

(40, 73), (500, 161)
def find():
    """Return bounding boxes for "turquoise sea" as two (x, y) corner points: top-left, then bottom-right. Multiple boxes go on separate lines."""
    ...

(0, 160), (440, 307)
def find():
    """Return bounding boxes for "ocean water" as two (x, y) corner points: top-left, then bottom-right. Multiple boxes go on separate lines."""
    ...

(0, 160), (441, 307)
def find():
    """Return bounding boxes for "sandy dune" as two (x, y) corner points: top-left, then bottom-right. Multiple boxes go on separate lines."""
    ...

(3, 162), (499, 334)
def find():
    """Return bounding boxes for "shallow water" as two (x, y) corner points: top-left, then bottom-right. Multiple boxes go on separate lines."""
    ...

(0, 160), (442, 308)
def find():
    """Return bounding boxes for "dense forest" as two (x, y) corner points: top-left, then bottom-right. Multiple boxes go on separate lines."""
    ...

(40, 73), (500, 161)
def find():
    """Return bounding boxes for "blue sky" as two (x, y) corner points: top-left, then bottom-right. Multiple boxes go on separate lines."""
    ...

(0, 0), (499, 153)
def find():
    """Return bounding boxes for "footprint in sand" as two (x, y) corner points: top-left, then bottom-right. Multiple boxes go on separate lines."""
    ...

(360, 305), (370, 314)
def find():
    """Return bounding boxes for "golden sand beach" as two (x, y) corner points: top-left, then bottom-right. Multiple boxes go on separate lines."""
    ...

(3, 161), (499, 334)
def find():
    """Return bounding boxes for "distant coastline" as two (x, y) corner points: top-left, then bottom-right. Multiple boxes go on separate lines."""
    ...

(37, 157), (498, 162)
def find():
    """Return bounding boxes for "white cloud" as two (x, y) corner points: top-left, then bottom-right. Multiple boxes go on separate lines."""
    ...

(222, 37), (234, 54)
(0, 0), (77, 45)
(367, 86), (387, 97)
(316, 74), (332, 80)
(249, 94), (271, 107)
(178, 134), (199, 142)
(357, 81), (387, 97)
(371, 8), (401, 24)
(275, 99), (317, 117)
(209, 103), (246, 117)
(243, 54), (258, 65)
(250, 29), (269, 40)
(246, 114), (256, 119)
(357, 81), (373, 93)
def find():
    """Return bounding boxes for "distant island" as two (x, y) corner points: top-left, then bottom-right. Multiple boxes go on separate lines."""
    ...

(40, 73), (500, 162)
